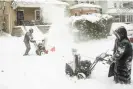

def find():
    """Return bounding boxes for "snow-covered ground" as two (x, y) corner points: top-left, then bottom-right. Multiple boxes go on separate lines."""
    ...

(0, 33), (133, 89)
(1, 0), (133, 88)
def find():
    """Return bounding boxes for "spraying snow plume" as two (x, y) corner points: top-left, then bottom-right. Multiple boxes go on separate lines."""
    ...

(40, 1), (74, 59)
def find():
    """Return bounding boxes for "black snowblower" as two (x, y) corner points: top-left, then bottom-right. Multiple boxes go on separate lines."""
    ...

(65, 49), (110, 79)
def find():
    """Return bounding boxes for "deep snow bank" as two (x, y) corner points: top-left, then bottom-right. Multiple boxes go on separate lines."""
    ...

(0, 36), (133, 89)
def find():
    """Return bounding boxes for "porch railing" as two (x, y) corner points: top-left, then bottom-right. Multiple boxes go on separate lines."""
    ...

(15, 20), (51, 26)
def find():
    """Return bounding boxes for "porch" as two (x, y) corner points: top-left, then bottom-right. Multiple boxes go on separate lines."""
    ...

(14, 7), (45, 26)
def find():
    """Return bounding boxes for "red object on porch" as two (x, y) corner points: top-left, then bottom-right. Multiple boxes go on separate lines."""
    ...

(50, 47), (55, 52)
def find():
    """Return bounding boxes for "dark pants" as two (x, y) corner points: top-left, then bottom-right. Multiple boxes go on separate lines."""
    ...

(24, 42), (31, 55)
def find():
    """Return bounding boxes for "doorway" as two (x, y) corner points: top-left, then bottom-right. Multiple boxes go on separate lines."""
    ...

(17, 10), (24, 25)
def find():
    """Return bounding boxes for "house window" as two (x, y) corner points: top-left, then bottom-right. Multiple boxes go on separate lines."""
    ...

(86, 1), (89, 3)
(90, 1), (94, 4)
(75, 13), (78, 16)
(114, 3), (117, 8)
(123, 2), (133, 8)
(114, 15), (120, 22)
(74, 0), (78, 4)
(35, 10), (40, 20)
(119, 3), (122, 8)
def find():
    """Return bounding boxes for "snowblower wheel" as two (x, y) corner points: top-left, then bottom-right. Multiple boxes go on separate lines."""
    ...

(40, 51), (45, 55)
(36, 50), (44, 56)
(36, 50), (40, 55)
(77, 73), (86, 79)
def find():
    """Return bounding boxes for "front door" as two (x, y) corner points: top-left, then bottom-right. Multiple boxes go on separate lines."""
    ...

(17, 11), (24, 25)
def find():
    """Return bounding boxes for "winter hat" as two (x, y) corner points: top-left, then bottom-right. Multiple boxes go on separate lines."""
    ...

(114, 26), (128, 40)
(29, 28), (33, 32)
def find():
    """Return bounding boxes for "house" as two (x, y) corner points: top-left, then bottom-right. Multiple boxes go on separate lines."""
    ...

(0, 0), (69, 35)
(12, 1), (41, 26)
(62, 0), (107, 14)
(69, 3), (102, 16)
(106, 0), (133, 23)
(0, 0), (41, 34)
(62, 0), (133, 23)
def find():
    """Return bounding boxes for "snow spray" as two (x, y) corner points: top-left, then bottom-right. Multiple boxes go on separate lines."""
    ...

(40, 0), (74, 60)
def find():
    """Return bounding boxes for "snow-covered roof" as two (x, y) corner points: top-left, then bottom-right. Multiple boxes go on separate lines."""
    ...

(106, 8), (133, 14)
(12, 0), (69, 9)
(70, 3), (102, 9)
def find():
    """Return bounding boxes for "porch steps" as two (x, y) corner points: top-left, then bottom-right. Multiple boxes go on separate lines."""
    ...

(11, 26), (24, 37)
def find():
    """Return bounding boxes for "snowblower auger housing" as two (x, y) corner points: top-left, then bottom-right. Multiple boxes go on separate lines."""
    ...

(34, 40), (48, 56)
(65, 52), (110, 79)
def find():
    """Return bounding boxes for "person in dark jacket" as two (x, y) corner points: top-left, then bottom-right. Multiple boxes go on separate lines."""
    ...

(110, 26), (132, 84)
(23, 28), (35, 56)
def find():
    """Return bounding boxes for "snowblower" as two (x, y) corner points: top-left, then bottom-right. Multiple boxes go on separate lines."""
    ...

(65, 49), (110, 79)
(33, 40), (48, 55)
(33, 40), (55, 56)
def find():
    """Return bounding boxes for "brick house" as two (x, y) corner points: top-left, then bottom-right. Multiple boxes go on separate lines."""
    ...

(69, 3), (102, 16)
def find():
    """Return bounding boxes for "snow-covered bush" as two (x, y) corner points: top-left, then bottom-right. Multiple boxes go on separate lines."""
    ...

(70, 14), (113, 40)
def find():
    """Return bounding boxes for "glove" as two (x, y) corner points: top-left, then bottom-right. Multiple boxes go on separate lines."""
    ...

(96, 56), (104, 61)
(107, 56), (115, 65)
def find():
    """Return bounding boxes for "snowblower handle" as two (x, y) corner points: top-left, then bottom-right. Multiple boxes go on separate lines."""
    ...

(89, 50), (110, 72)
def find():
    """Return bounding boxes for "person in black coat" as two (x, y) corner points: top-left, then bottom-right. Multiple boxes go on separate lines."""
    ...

(23, 28), (35, 56)
(110, 26), (132, 84)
